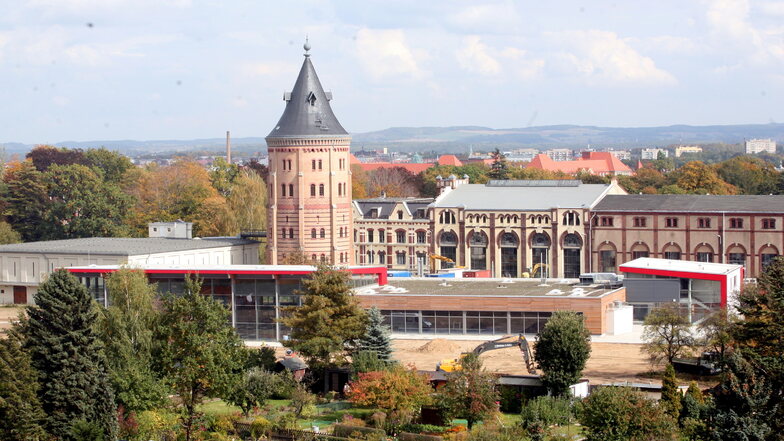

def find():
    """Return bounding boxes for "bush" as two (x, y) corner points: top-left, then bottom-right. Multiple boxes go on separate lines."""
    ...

(370, 411), (387, 429)
(135, 409), (179, 441)
(577, 386), (677, 441)
(398, 432), (444, 441)
(398, 423), (450, 434)
(271, 370), (297, 399)
(272, 413), (298, 431)
(249, 417), (271, 439)
(520, 395), (573, 428)
(333, 424), (386, 438)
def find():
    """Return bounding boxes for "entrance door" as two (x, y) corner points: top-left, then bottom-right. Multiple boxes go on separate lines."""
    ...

(13, 286), (26, 304)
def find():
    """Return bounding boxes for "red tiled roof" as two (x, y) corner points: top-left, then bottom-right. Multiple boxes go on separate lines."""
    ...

(526, 153), (632, 175)
(437, 154), (463, 166)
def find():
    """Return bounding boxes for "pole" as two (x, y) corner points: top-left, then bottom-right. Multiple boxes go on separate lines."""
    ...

(226, 130), (231, 164)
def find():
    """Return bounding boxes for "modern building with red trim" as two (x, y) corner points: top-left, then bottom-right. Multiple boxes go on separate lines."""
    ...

(67, 264), (386, 341)
(619, 257), (743, 322)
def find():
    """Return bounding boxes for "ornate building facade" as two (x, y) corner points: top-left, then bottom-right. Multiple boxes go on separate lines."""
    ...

(266, 44), (353, 265)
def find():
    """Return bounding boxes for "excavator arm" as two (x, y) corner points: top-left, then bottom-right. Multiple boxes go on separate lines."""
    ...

(437, 334), (537, 374)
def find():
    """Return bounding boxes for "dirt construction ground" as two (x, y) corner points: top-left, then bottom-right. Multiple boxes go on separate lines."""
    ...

(392, 338), (652, 385)
(0, 306), (23, 335)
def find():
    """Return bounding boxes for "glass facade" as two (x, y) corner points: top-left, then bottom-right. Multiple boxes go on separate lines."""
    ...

(380, 310), (561, 335)
(75, 272), (379, 342)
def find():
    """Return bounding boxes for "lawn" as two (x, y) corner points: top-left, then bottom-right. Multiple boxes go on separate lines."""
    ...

(198, 398), (291, 416)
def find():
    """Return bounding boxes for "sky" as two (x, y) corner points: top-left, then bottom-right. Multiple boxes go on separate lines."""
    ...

(2, 0), (784, 144)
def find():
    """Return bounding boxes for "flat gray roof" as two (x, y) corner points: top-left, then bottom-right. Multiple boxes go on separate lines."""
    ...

(0, 237), (257, 256)
(356, 278), (618, 298)
(433, 182), (612, 211)
(595, 194), (784, 213)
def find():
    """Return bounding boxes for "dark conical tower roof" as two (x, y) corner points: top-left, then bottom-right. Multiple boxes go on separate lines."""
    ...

(267, 47), (348, 138)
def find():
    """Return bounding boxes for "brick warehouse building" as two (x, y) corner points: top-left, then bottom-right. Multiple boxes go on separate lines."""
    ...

(266, 42), (354, 265)
(591, 194), (784, 277)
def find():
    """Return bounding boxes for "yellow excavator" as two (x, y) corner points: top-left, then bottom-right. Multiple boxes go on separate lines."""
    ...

(524, 263), (549, 278)
(436, 334), (536, 374)
(428, 253), (464, 274)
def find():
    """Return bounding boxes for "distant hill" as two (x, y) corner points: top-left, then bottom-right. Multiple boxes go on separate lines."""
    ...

(351, 123), (784, 151)
(3, 122), (784, 156)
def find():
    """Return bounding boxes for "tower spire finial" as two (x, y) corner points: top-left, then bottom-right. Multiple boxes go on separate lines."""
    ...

(303, 36), (311, 57)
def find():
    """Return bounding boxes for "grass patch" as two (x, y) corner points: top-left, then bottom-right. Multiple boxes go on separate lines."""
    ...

(198, 399), (291, 416)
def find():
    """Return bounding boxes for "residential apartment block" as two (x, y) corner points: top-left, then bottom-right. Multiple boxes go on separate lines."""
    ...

(674, 145), (703, 157)
(745, 138), (777, 154)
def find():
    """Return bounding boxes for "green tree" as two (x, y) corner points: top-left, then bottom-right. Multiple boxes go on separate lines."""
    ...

(209, 157), (240, 197)
(244, 345), (278, 371)
(534, 311), (592, 396)
(226, 368), (278, 416)
(225, 169), (267, 234)
(154, 276), (246, 441)
(436, 353), (498, 429)
(84, 147), (134, 183)
(706, 354), (774, 441)
(679, 381), (707, 439)
(3, 161), (49, 241)
(0, 221), (21, 244)
(730, 256), (784, 436)
(22, 269), (117, 440)
(488, 148), (509, 180)
(660, 364), (681, 419)
(520, 396), (574, 441)
(43, 164), (132, 239)
(351, 350), (389, 374)
(280, 264), (367, 370)
(0, 330), (46, 441)
(357, 307), (393, 362)
(641, 302), (694, 365)
(698, 307), (736, 363)
(578, 386), (677, 441)
(98, 268), (166, 412)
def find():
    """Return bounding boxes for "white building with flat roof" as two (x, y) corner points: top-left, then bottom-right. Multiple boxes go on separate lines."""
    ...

(745, 139), (776, 154)
(0, 234), (260, 304)
(675, 145), (703, 157)
(640, 148), (668, 160)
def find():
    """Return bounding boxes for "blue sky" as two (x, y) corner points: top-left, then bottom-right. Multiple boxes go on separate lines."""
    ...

(2, 0), (784, 143)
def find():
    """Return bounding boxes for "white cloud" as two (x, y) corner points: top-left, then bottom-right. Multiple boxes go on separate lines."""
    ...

(705, 0), (784, 63)
(456, 36), (501, 76)
(549, 30), (677, 86)
(355, 28), (426, 79)
(500, 47), (544, 80)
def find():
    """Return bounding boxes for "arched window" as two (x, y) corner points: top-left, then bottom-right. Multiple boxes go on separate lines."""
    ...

(289, 228), (294, 238)
(320, 254), (326, 263)
(288, 184), (293, 197)
(563, 233), (582, 248)
(563, 233), (582, 278)
(318, 159), (323, 170)
(310, 184), (316, 197)
(281, 227), (286, 238)
(396, 230), (406, 243)
(282, 159), (287, 170)
(532, 233), (551, 248)
(319, 184), (325, 196)
(312, 159), (316, 170)
(378, 251), (386, 265)
(311, 254), (317, 261)
(281, 183), (286, 196)
(469, 231), (489, 270)
(379, 229), (385, 243)
(338, 183), (342, 196)
(311, 229), (317, 239)
(320, 228), (325, 239)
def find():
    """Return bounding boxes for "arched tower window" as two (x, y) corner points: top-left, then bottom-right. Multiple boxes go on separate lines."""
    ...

(310, 184), (316, 197)
(319, 184), (325, 196)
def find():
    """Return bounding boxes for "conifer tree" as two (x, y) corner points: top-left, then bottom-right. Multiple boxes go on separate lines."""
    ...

(660, 363), (682, 419)
(23, 269), (117, 440)
(488, 148), (510, 180)
(281, 264), (367, 369)
(0, 329), (46, 441)
(357, 307), (392, 361)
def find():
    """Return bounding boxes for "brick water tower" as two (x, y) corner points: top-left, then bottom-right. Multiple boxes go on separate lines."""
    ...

(266, 41), (353, 265)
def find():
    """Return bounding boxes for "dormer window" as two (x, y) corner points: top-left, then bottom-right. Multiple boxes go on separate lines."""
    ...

(306, 91), (317, 106)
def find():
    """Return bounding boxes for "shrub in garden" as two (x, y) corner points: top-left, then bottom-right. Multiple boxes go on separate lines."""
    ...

(348, 366), (433, 415)
(577, 386), (677, 441)
(520, 395), (573, 441)
(249, 417), (271, 439)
